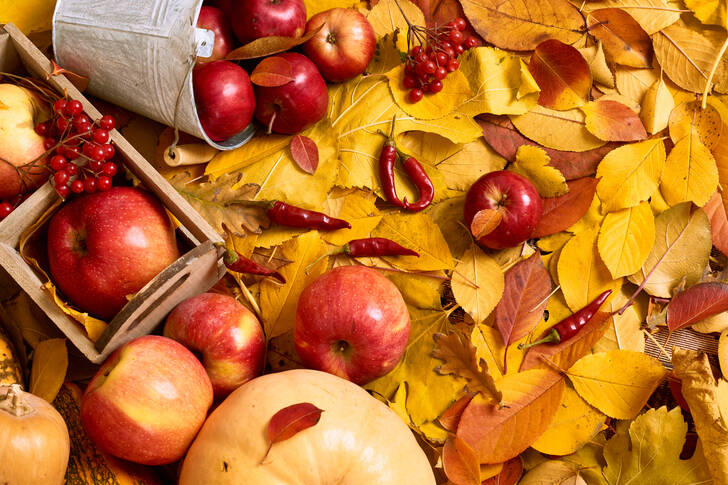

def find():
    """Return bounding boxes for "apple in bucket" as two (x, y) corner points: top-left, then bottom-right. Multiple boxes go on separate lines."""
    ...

(196, 6), (234, 63)
(231, 0), (306, 44)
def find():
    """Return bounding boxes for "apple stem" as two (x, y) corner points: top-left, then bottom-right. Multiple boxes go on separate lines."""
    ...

(267, 111), (277, 135)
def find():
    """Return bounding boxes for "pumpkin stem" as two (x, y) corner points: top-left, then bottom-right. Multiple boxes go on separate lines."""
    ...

(0, 384), (33, 417)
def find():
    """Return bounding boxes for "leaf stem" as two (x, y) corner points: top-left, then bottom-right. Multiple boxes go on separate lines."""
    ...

(701, 30), (728, 109)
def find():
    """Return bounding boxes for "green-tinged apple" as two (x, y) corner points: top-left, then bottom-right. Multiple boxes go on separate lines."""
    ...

(80, 335), (213, 465)
(303, 8), (376, 82)
(46, 186), (180, 320)
(294, 265), (410, 385)
(164, 293), (266, 397)
(0, 84), (50, 199)
(464, 170), (543, 250)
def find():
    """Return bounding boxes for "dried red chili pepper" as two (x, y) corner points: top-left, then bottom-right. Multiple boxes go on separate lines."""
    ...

(223, 248), (286, 284)
(267, 201), (351, 231)
(518, 290), (612, 349)
(345, 237), (419, 257)
(401, 156), (434, 212)
(379, 115), (405, 208)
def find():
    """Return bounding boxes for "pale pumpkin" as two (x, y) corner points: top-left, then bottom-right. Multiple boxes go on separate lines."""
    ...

(0, 384), (70, 485)
(179, 369), (436, 484)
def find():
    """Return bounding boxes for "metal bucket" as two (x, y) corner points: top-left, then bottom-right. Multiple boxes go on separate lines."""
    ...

(52, 0), (255, 150)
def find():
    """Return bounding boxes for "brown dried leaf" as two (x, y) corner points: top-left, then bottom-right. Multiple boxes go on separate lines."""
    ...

(268, 402), (324, 446)
(470, 208), (503, 240)
(667, 282), (728, 333)
(289, 135), (319, 175)
(533, 177), (599, 238)
(529, 39), (592, 110)
(587, 9), (653, 68)
(250, 56), (295, 87)
(520, 311), (610, 371)
(226, 25), (322, 60)
(433, 332), (503, 403)
(443, 436), (481, 485)
(461, 0), (584, 51)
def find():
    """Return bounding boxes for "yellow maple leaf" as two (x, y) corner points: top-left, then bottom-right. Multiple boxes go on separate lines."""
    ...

(596, 138), (666, 212)
(567, 350), (668, 419)
(640, 79), (674, 135)
(510, 145), (568, 198)
(661, 127), (719, 207)
(451, 244), (504, 325)
(597, 201), (655, 278)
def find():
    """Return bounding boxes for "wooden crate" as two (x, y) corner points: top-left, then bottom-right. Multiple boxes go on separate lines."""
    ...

(0, 23), (226, 363)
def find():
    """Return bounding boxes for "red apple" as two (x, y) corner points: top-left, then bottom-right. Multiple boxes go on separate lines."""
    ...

(81, 335), (213, 465)
(164, 292), (266, 397)
(46, 186), (180, 320)
(193, 60), (255, 141)
(231, 0), (306, 44)
(303, 8), (376, 82)
(464, 170), (542, 250)
(254, 52), (328, 134)
(196, 6), (234, 63)
(294, 265), (410, 385)
(209, 0), (233, 16)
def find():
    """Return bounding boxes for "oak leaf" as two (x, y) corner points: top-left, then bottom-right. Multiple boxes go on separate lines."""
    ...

(597, 201), (655, 278)
(451, 244), (504, 324)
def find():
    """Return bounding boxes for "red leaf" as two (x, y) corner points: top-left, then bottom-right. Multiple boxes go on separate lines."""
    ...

(477, 115), (618, 180)
(290, 135), (319, 174)
(443, 436), (481, 485)
(587, 8), (653, 68)
(533, 177), (599, 238)
(470, 208), (503, 239)
(49, 59), (89, 92)
(250, 56), (295, 87)
(494, 252), (552, 372)
(519, 311), (610, 371)
(583, 99), (647, 142)
(226, 25), (322, 60)
(703, 191), (728, 257)
(439, 392), (477, 432)
(268, 402), (323, 446)
(529, 39), (592, 110)
(667, 282), (728, 333)
(482, 457), (523, 485)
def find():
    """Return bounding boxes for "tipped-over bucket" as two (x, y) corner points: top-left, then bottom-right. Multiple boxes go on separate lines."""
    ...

(52, 0), (255, 150)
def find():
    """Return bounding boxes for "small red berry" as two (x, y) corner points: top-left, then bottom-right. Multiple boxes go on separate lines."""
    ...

(49, 155), (67, 171)
(83, 177), (97, 194)
(454, 44), (465, 55)
(434, 66), (447, 80)
(44, 138), (57, 151)
(99, 115), (116, 131)
(74, 121), (93, 135)
(60, 145), (81, 160)
(448, 29), (464, 45)
(453, 17), (467, 31)
(88, 159), (103, 172)
(403, 75), (417, 89)
(35, 121), (50, 136)
(56, 117), (69, 132)
(430, 80), (444, 93)
(74, 113), (91, 126)
(103, 143), (115, 160)
(464, 36), (479, 49)
(102, 162), (117, 177)
(70, 179), (84, 194)
(64, 163), (78, 176)
(53, 171), (69, 187)
(0, 202), (13, 220)
(97, 175), (112, 191)
(53, 99), (67, 114)
(92, 128), (110, 144)
(56, 185), (71, 198)
(435, 52), (448, 66)
(408, 88), (424, 103)
(447, 58), (460, 72)
(65, 99), (83, 117)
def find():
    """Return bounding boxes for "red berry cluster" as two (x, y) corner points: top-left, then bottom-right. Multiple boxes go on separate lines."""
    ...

(402, 17), (479, 103)
(35, 98), (119, 199)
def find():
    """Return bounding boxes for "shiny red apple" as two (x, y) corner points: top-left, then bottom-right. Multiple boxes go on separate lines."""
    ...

(253, 52), (328, 134)
(294, 265), (410, 385)
(209, 0), (233, 16)
(80, 335), (213, 465)
(196, 6), (234, 63)
(303, 8), (376, 82)
(464, 170), (542, 250)
(164, 293), (266, 398)
(193, 60), (255, 141)
(231, 0), (306, 44)
(46, 186), (180, 320)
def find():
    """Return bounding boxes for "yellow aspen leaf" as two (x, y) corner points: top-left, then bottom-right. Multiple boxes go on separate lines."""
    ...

(458, 46), (540, 116)
(720, 330), (728, 377)
(0, 0), (55, 34)
(628, 202), (711, 298)
(321, 191), (382, 246)
(673, 348), (728, 483)
(602, 406), (713, 484)
(29, 338), (68, 403)
(614, 64), (660, 106)
(668, 99), (726, 149)
(427, 197), (471, 260)
(456, 369), (565, 464)
(451, 244), (504, 324)
(649, 187), (672, 215)
(366, 0), (425, 53)
(594, 304), (645, 353)
(386, 65), (473, 120)
(206, 134), (292, 180)
(520, 460), (586, 485)
(661, 128), (718, 207)
(579, 0), (680, 34)
(557, 227), (623, 312)
(397, 132), (506, 191)
(640, 79), (674, 135)
(582, 99), (647, 142)
(372, 212), (453, 271)
(511, 146), (568, 197)
(579, 42), (615, 88)
(461, 0), (584, 51)
(652, 18), (728, 94)
(567, 350), (668, 419)
(366, 307), (466, 443)
(596, 138), (666, 212)
(531, 385), (605, 456)
(260, 231), (329, 339)
(566, 192), (605, 235)
(685, 0), (727, 26)
(597, 201), (655, 278)
(510, 105), (606, 152)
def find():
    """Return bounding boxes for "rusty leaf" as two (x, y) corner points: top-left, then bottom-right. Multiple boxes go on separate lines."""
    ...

(703, 191), (728, 257)
(289, 134), (319, 175)
(250, 56), (295, 87)
(265, 402), (323, 460)
(581, 99), (648, 142)
(533, 177), (599, 238)
(226, 24), (322, 60)
(482, 457), (523, 485)
(587, 9), (653, 68)
(443, 436), (481, 485)
(49, 59), (89, 92)
(529, 39), (592, 110)
(470, 208), (503, 240)
(667, 282), (728, 333)
(439, 392), (477, 432)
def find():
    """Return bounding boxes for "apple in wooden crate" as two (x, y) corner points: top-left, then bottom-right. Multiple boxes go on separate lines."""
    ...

(164, 292), (266, 398)
(46, 186), (180, 320)
(294, 266), (410, 385)
(80, 335), (213, 465)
